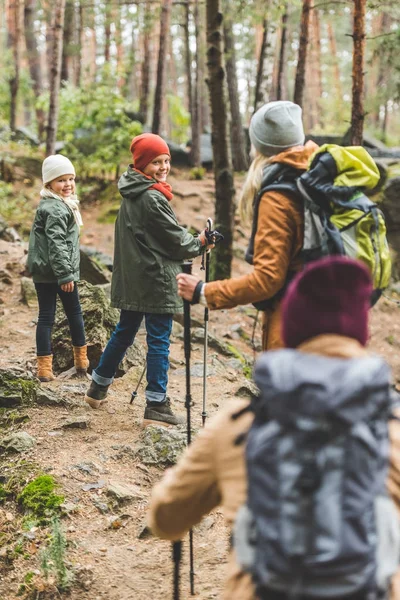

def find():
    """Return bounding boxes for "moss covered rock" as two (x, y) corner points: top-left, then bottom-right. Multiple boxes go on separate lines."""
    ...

(0, 367), (39, 407)
(135, 425), (188, 466)
(17, 475), (64, 523)
(52, 280), (145, 374)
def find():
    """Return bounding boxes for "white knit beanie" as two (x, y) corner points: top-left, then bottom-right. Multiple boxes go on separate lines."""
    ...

(42, 154), (76, 185)
(249, 101), (305, 157)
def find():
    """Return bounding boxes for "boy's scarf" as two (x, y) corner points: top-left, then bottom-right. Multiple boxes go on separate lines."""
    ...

(40, 188), (83, 227)
(135, 169), (174, 201)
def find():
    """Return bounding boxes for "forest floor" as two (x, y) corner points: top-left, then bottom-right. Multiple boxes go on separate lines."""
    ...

(0, 167), (400, 600)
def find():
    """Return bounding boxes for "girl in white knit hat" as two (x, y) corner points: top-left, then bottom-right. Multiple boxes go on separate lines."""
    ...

(27, 154), (89, 382)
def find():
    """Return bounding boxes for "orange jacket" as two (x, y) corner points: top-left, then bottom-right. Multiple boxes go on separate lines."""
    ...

(148, 335), (400, 600)
(205, 141), (318, 350)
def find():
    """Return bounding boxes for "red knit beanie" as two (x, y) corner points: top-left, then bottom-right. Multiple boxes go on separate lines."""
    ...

(130, 133), (170, 172)
(281, 257), (373, 349)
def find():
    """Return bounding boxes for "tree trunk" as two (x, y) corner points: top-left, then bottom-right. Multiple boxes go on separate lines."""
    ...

(125, 21), (137, 100)
(276, 4), (288, 101)
(74, 0), (83, 87)
(139, 1), (152, 124)
(115, 6), (125, 89)
(184, 0), (192, 114)
(44, 0), (55, 86)
(254, 16), (268, 112)
(293, 0), (311, 108)
(46, 0), (66, 156)
(223, 14), (248, 171)
(152, 0), (172, 135)
(61, 0), (74, 83)
(350, 0), (366, 145)
(104, 3), (111, 64)
(7, 0), (20, 132)
(311, 6), (322, 126)
(206, 0), (235, 280)
(327, 21), (342, 103)
(373, 12), (390, 127)
(190, 0), (201, 167)
(24, 0), (46, 139)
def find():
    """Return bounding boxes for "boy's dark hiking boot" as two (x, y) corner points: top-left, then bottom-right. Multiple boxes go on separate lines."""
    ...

(143, 399), (185, 427)
(84, 380), (110, 409)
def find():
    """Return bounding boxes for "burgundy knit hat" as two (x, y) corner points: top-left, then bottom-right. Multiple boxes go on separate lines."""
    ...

(130, 133), (170, 172)
(281, 257), (373, 348)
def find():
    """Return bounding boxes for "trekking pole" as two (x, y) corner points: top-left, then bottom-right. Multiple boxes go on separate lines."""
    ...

(129, 364), (147, 404)
(200, 218), (213, 427)
(172, 260), (195, 599)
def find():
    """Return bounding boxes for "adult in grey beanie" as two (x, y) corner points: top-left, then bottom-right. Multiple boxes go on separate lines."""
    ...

(249, 101), (305, 156)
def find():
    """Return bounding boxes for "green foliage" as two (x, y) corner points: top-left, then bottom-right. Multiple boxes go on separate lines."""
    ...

(189, 166), (206, 180)
(37, 76), (142, 177)
(17, 476), (64, 524)
(166, 95), (190, 144)
(0, 182), (36, 238)
(40, 517), (74, 591)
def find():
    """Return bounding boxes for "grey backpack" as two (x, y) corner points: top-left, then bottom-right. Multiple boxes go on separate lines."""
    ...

(233, 350), (400, 600)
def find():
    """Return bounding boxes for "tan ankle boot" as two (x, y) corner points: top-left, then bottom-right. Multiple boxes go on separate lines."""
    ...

(37, 355), (55, 382)
(73, 345), (89, 374)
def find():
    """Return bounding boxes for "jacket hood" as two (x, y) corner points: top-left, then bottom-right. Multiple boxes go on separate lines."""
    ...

(118, 166), (155, 200)
(253, 348), (391, 427)
(271, 140), (319, 171)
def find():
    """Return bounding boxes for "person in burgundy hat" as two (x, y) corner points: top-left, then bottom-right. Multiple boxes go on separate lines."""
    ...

(148, 256), (400, 600)
(84, 133), (211, 426)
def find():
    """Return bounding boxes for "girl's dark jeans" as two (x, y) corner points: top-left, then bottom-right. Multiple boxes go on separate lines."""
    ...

(34, 282), (86, 356)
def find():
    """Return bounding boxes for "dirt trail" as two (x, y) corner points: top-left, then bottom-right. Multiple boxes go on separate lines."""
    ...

(0, 170), (400, 600)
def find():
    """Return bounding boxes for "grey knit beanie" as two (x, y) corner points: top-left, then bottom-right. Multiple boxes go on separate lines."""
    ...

(42, 154), (75, 184)
(249, 101), (305, 157)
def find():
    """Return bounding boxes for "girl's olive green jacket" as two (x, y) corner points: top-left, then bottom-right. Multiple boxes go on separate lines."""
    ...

(111, 167), (203, 314)
(27, 197), (80, 285)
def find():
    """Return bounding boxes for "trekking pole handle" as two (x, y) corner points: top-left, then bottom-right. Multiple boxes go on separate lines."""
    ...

(182, 261), (193, 275)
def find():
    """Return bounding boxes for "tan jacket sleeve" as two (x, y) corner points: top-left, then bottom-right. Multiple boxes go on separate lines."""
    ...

(147, 416), (222, 541)
(205, 190), (302, 310)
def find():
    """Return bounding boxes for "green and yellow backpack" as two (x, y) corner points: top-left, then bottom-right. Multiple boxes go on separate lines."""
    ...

(246, 144), (391, 307)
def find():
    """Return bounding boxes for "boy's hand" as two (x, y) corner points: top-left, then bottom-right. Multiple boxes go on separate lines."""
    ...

(60, 281), (74, 293)
(198, 229), (215, 249)
(176, 273), (200, 302)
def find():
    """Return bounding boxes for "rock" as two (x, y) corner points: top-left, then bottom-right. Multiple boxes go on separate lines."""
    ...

(79, 249), (111, 285)
(234, 380), (260, 399)
(0, 268), (12, 284)
(80, 246), (113, 272)
(20, 277), (39, 308)
(52, 280), (146, 375)
(0, 367), (39, 407)
(81, 480), (106, 491)
(93, 499), (109, 513)
(61, 416), (90, 429)
(191, 327), (243, 357)
(382, 176), (400, 279)
(106, 481), (143, 505)
(174, 362), (216, 378)
(36, 389), (66, 407)
(0, 431), (36, 453)
(108, 514), (132, 529)
(135, 425), (187, 466)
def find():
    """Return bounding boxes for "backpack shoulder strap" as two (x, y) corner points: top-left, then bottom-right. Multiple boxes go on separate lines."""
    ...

(245, 164), (304, 265)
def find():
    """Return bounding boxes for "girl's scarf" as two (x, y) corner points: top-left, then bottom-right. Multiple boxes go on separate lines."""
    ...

(135, 169), (174, 201)
(40, 188), (83, 227)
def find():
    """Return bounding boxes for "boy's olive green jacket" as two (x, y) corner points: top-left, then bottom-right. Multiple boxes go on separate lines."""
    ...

(27, 197), (80, 285)
(111, 167), (203, 314)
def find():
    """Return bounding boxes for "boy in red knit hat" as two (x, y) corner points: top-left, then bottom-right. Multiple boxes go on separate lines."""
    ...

(84, 133), (211, 426)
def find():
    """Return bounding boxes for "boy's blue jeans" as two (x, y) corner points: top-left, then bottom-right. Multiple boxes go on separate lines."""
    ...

(92, 310), (173, 404)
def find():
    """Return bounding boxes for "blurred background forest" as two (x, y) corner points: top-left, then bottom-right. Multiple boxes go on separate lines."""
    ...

(1, 0), (400, 168)
(1, 0), (400, 278)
